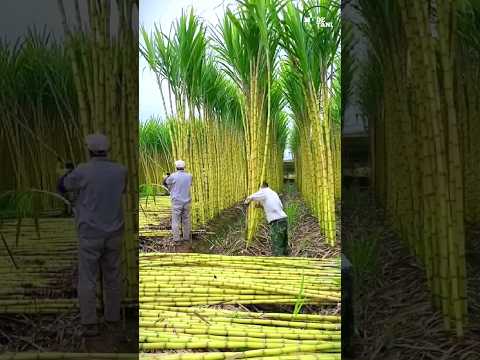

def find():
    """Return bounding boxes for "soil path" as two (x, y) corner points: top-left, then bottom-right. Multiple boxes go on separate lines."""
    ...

(343, 186), (480, 360)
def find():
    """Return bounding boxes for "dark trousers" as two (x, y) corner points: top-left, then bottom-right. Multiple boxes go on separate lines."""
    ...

(270, 218), (288, 256)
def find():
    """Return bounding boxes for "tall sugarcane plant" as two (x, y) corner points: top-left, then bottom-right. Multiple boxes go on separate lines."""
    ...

(215, 0), (282, 242)
(58, 0), (139, 300)
(355, 0), (480, 337)
(278, 0), (341, 245)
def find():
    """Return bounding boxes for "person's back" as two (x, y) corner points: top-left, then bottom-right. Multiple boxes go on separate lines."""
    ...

(68, 158), (127, 236)
(164, 160), (193, 242)
(166, 170), (192, 204)
(58, 133), (128, 338)
(245, 183), (288, 256)
(250, 187), (287, 223)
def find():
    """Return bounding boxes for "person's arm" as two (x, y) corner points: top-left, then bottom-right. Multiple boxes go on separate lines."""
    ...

(57, 172), (71, 194)
(163, 173), (172, 188)
(244, 189), (266, 204)
(61, 167), (84, 193)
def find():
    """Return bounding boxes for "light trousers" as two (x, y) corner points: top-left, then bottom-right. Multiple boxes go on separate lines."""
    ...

(171, 200), (191, 241)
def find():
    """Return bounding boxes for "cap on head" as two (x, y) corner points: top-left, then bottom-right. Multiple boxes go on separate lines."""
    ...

(175, 160), (185, 169)
(85, 133), (109, 152)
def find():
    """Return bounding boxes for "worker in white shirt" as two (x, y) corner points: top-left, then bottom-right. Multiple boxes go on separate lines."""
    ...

(163, 160), (193, 242)
(57, 134), (127, 338)
(244, 182), (288, 256)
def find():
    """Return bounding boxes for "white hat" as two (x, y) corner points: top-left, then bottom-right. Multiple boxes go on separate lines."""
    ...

(85, 133), (109, 152)
(175, 160), (185, 169)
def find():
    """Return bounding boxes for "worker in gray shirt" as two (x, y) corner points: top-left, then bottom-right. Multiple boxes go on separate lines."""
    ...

(163, 160), (193, 242)
(58, 134), (127, 338)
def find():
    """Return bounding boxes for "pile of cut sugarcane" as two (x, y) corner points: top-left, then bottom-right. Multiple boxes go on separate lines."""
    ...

(140, 253), (340, 306)
(139, 196), (171, 237)
(0, 218), (78, 311)
(0, 218), (136, 313)
(139, 253), (341, 357)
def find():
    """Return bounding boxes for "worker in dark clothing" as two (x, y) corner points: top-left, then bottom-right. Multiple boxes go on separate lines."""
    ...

(58, 134), (127, 338)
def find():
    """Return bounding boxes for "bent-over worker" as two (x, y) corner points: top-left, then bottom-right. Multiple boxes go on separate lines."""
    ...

(163, 160), (193, 242)
(244, 182), (288, 256)
(57, 134), (127, 337)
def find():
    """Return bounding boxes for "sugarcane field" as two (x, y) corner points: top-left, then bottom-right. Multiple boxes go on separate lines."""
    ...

(0, 0), (139, 354)
(138, 0), (341, 358)
(7, 0), (480, 359)
(342, 0), (480, 359)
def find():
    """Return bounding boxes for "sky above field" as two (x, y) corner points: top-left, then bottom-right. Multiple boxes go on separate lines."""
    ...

(139, 0), (235, 122)
(0, 1), (63, 41)
(0, 1), (123, 42)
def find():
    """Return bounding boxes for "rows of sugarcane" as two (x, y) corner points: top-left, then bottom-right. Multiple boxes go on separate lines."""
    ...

(0, 218), (136, 313)
(139, 116), (249, 229)
(141, 0), (339, 245)
(354, 0), (480, 336)
(0, 2), (139, 300)
(139, 253), (340, 356)
(281, 1), (341, 246)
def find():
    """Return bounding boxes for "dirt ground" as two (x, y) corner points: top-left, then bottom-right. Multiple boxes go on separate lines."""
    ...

(0, 307), (138, 353)
(0, 309), (138, 353)
(342, 187), (480, 360)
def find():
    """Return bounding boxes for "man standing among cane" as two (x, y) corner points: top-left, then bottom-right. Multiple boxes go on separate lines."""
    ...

(163, 160), (193, 242)
(57, 134), (127, 338)
(244, 182), (289, 256)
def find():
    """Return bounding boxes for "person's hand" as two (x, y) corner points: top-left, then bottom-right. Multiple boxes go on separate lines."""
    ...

(243, 198), (250, 205)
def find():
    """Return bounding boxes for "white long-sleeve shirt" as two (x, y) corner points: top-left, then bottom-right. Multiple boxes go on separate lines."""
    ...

(247, 187), (287, 223)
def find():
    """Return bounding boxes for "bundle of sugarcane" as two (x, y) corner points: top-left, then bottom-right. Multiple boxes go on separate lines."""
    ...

(140, 253), (340, 307)
(142, 354), (339, 360)
(140, 306), (340, 354)
(0, 353), (339, 360)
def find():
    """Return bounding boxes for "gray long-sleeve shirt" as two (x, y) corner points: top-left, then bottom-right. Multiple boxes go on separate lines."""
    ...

(164, 170), (193, 204)
(62, 157), (127, 237)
